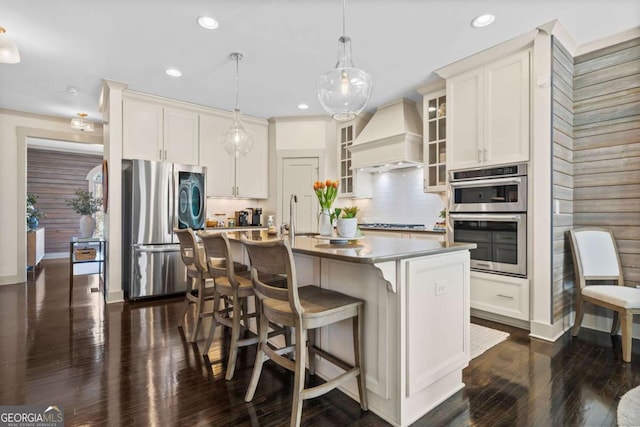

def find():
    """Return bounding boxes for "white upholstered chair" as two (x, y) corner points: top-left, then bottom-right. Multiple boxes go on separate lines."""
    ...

(569, 227), (640, 362)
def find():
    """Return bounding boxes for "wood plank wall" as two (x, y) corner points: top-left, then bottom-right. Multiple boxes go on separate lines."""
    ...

(551, 37), (575, 322)
(27, 149), (103, 255)
(573, 37), (640, 288)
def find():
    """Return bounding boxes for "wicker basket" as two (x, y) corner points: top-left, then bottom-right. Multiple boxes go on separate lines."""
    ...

(75, 247), (96, 260)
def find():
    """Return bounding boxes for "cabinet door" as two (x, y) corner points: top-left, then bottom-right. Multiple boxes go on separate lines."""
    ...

(236, 121), (268, 199)
(484, 50), (530, 166)
(164, 107), (199, 165)
(199, 113), (235, 197)
(122, 98), (163, 161)
(423, 89), (447, 192)
(447, 68), (482, 170)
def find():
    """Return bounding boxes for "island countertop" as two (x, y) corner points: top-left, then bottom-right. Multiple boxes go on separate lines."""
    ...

(218, 229), (475, 264)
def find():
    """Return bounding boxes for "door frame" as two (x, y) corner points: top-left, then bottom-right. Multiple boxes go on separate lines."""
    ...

(276, 149), (325, 233)
(16, 127), (102, 284)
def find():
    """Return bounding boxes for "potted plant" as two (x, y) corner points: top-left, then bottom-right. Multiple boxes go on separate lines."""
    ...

(435, 209), (446, 231)
(336, 206), (359, 238)
(26, 192), (43, 231)
(66, 188), (102, 238)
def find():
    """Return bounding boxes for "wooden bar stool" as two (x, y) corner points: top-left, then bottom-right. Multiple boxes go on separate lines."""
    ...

(174, 227), (215, 343)
(241, 236), (368, 427)
(197, 230), (259, 380)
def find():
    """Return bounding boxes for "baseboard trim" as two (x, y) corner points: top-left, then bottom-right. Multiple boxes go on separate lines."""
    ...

(106, 289), (124, 303)
(471, 308), (530, 330)
(529, 313), (572, 342)
(581, 313), (640, 340)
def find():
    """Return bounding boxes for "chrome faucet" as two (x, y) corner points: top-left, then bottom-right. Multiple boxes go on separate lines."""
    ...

(289, 194), (297, 242)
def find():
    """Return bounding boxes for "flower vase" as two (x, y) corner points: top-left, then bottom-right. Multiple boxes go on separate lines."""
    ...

(79, 214), (96, 238)
(318, 209), (333, 236)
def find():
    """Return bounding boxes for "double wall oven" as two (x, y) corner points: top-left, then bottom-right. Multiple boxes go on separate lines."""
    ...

(449, 163), (527, 277)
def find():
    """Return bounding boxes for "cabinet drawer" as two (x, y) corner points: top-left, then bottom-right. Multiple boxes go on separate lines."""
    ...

(470, 272), (529, 320)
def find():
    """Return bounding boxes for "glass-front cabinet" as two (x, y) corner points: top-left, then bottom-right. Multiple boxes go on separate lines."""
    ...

(423, 89), (447, 193)
(337, 114), (372, 198)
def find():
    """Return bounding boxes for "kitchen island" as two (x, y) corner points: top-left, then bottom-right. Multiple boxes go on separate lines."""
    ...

(224, 230), (474, 427)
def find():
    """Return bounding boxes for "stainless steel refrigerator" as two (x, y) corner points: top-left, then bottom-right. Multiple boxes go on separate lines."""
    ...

(122, 159), (206, 300)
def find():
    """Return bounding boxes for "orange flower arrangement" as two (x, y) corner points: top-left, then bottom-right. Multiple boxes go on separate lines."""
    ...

(313, 179), (339, 211)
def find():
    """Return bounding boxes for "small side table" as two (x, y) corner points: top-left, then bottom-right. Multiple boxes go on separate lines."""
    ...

(69, 237), (106, 305)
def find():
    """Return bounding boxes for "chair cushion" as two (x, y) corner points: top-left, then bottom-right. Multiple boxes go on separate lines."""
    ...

(582, 285), (640, 309)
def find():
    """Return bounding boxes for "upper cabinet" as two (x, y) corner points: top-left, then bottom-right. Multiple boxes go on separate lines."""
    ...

(447, 50), (530, 170)
(199, 112), (268, 199)
(422, 88), (447, 192)
(337, 115), (372, 198)
(123, 94), (199, 165)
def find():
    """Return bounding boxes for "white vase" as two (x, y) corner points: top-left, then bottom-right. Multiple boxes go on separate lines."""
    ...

(318, 209), (333, 236)
(336, 217), (358, 238)
(79, 214), (96, 238)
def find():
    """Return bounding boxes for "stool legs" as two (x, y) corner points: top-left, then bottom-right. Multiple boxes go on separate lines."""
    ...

(225, 294), (242, 380)
(354, 305), (368, 410)
(245, 304), (269, 402)
(189, 277), (206, 343)
(291, 326), (308, 427)
(203, 291), (222, 356)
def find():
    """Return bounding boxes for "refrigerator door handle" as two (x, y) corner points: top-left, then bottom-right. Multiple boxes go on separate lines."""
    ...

(134, 244), (181, 254)
(168, 168), (174, 236)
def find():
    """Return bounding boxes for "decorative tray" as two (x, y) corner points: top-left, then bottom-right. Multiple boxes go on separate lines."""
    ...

(315, 234), (365, 243)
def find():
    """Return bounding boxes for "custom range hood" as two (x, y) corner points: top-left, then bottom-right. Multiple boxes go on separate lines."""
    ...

(350, 98), (423, 172)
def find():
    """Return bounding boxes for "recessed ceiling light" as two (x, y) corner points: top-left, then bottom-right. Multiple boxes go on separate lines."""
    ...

(297, 103), (309, 110)
(67, 86), (79, 96)
(471, 14), (495, 28)
(197, 16), (219, 30)
(166, 68), (182, 77)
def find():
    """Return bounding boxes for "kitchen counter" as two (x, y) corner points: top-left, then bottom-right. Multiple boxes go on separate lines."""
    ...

(222, 229), (473, 426)
(359, 225), (445, 234)
(224, 229), (471, 264)
(206, 226), (266, 232)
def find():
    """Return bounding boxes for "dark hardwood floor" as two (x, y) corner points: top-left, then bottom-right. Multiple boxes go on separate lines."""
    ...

(1, 259), (639, 426)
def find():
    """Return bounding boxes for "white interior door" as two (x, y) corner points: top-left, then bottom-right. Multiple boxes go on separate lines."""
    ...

(282, 157), (319, 233)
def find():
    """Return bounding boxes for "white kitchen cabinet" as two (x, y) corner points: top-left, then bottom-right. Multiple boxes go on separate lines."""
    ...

(447, 50), (530, 170)
(337, 115), (372, 198)
(164, 107), (199, 165)
(122, 95), (199, 165)
(470, 270), (529, 322)
(199, 112), (268, 199)
(423, 88), (448, 193)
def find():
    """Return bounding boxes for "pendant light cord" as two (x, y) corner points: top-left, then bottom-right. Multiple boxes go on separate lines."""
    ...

(235, 55), (240, 110)
(342, 0), (346, 36)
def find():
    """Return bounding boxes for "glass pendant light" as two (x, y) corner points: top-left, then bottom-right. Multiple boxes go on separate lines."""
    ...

(0, 27), (21, 64)
(221, 52), (254, 157)
(317, 0), (372, 121)
(70, 113), (95, 132)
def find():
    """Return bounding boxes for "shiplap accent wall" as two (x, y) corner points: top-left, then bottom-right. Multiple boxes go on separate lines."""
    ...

(573, 37), (640, 288)
(551, 37), (575, 322)
(27, 148), (103, 254)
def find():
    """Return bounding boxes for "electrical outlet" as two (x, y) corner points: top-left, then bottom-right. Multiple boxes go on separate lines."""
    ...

(435, 280), (447, 296)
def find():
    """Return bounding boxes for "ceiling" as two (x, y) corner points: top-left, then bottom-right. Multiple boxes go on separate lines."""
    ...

(1, 0), (639, 125)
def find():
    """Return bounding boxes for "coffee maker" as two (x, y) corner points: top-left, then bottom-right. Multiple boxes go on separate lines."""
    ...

(246, 207), (262, 226)
(235, 210), (249, 226)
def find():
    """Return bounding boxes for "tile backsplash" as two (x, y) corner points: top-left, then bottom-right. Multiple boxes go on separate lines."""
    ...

(346, 168), (446, 228)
